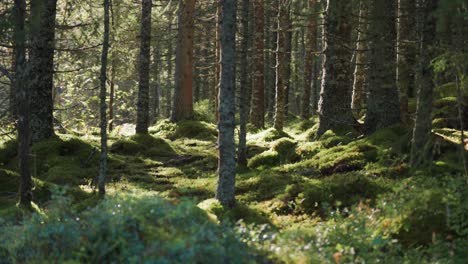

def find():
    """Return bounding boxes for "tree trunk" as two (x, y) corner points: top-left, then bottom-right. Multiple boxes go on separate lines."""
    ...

(238, 0), (250, 167)
(109, 60), (115, 131)
(283, 5), (292, 116)
(301, 0), (317, 119)
(98, 0), (111, 195)
(215, 0), (221, 121)
(273, 1), (288, 131)
(165, 12), (174, 118)
(351, 0), (369, 118)
(250, 0), (265, 128)
(364, 0), (401, 134)
(136, 0), (152, 134)
(171, 0), (196, 122)
(410, 0), (438, 167)
(29, 0), (57, 143)
(397, 0), (416, 123)
(152, 41), (161, 123)
(316, 0), (355, 137)
(216, 0), (237, 208)
(14, 0), (32, 207)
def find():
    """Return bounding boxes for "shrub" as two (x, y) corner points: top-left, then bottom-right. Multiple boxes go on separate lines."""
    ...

(0, 192), (264, 263)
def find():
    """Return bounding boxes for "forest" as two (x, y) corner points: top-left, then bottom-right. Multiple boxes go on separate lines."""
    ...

(0, 0), (467, 262)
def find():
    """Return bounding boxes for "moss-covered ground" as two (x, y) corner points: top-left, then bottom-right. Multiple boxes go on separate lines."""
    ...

(1, 116), (467, 263)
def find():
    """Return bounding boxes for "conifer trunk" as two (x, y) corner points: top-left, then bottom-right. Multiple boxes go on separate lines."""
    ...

(136, 0), (152, 134)
(98, 0), (110, 195)
(316, 0), (355, 137)
(273, 1), (288, 131)
(250, 0), (265, 128)
(171, 0), (196, 122)
(238, 0), (250, 167)
(217, 0), (237, 208)
(364, 0), (401, 134)
(29, 0), (57, 143)
(410, 0), (438, 167)
(301, 0), (317, 119)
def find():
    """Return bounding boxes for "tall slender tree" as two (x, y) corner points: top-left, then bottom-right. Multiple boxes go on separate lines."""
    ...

(273, 0), (288, 130)
(250, 0), (265, 128)
(14, 0), (32, 207)
(364, 0), (401, 134)
(171, 0), (196, 122)
(216, 0), (237, 207)
(316, 0), (355, 137)
(351, 0), (369, 118)
(136, 0), (152, 134)
(410, 0), (438, 167)
(98, 0), (111, 195)
(29, 0), (57, 143)
(301, 0), (317, 119)
(397, 0), (416, 123)
(238, 0), (250, 167)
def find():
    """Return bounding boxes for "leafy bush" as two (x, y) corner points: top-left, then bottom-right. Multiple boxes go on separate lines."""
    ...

(0, 192), (265, 263)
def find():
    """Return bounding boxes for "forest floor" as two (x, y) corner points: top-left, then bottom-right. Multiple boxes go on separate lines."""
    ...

(0, 115), (467, 263)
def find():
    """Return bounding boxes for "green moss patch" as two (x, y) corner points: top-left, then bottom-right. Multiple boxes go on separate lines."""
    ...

(150, 119), (217, 141)
(110, 134), (176, 158)
(198, 198), (271, 224)
(248, 128), (292, 144)
(0, 139), (17, 167)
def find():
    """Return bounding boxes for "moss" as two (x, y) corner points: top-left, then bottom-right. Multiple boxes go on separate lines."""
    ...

(110, 134), (176, 158)
(0, 169), (19, 193)
(248, 150), (280, 168)
(296, 142), (321, 159)
(0, 139), (17, 166)
(318, 130), (355, 148)
(250, 128), (292, 143)
(271, 138), (299, 163)
(150, 119), (217, 141)
(198, 198), (271, 224)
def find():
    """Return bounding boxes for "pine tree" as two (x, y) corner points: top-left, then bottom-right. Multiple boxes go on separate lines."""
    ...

(136, 0), (152, 134)
(250, 0), (265, 128)
(216, 0), (237, 207)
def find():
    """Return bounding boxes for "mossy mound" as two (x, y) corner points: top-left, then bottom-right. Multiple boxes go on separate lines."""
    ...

(248, 138), (300, 168)
(198, 198), (270, 224)
(28, 136), (99, 186)
(0, 169), (19, 194)
(110, 134), (176, 158)
(0, 139), (17, 167)
(249, 128), (292, 144)
(276, 173), (390, 215)
(150, 119), (217, 141)
(237, 171), (298, 202)
(433, 96), (468, 129)
(296, 142), (321, 159)
(248, 150), (280, 168)
(317, 130), (355, 148)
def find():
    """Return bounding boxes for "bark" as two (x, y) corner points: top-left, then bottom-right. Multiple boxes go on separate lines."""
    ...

(316, 0), (355, 137)
(301, 0), (317, 119)
(165, 12), (174, 118)
(109, 61), (115, 131)
(250, 0), (265, 128)
(152, 41), (161, 123)
(410, 0), (437, 167)
(238, 0), (250, 167)
(273, 1), (288, 131)
(351, 0), (369, 118)
(29, 0), (57, 143)
(171, 0), (196, 122)
(98, 0), (111, 195)
(264, 0), (272, 122)
(283, 5), (292, 116)
(397, 0), (416, 123)
(215, 0), (221, 121)
(216, 0), (237, 208)
(364, 0), (401, 134)
(136, 0), (152, 134)
(14, 0), (32, 207)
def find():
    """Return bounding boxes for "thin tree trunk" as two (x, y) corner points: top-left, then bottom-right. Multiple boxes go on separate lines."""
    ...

(397, 0), (416, 123)
(152, 42), (161, 123)
(14, 0), (32, 207)
(216, 0), (237, 208)
(284, 5), (292, 116)
(273, 1), (287, 131)
(166, 12), (174, 118)
(136, 0), (152, 134)
(29, 0), (57, 143)
(109, 60), (115, 131)
(250, 0), (265, 128)
(238, 0), (250, 167)
(351, 0), (369, 118)
(316, 0), (355, 137)
(364, 0), (401, 134)
(171, 0), (196, 122)
(215, 0), (221, 121)
(98, 0), (110, 195)
(410, 0), (437, 167)
(301, 0), (317, 119)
